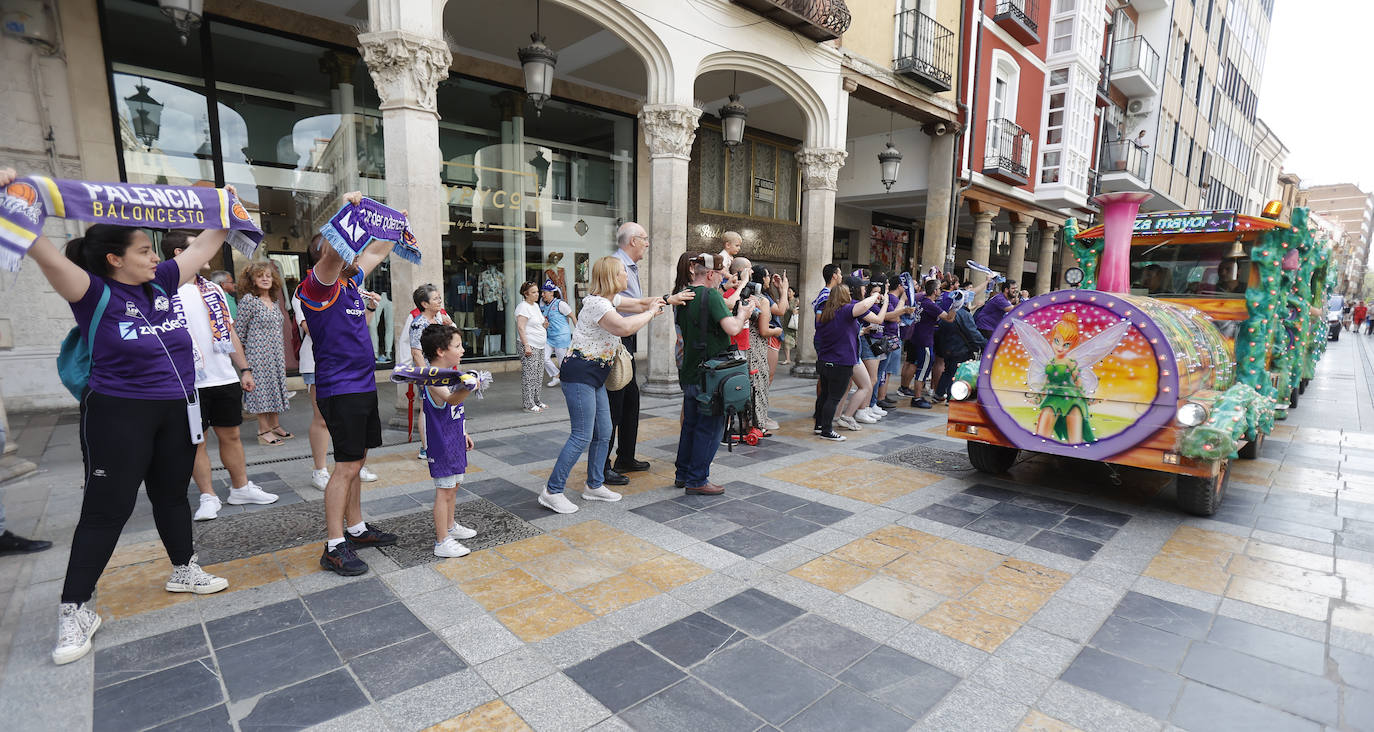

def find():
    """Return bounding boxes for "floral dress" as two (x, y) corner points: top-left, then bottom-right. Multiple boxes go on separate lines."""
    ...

(747, 314), (770, 426)
(235, 295), (290, 414)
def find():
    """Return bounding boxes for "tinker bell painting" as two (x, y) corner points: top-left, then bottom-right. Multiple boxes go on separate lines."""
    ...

(989, 301), (1159, 446)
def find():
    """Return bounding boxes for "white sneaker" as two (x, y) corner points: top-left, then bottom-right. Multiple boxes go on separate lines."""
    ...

(448, 523), (478, 540)
(581, 486), (623, 502)
(311, 469), (330, 490)
(434, 537), (471, 558)
(360, 466), (379, 483)
(537, 488), (579, 514)
(547, 377), (560, 387)
(763, 419), (781, 431)
(165, 556), (229, 595)
(870, 405), (888, 416)
(227, 482), (278, 505)
(838, 415), (863, 431)
(52, 602), (101, 665)
(193, 494), (221, 521)
(855, 410), (878, 424)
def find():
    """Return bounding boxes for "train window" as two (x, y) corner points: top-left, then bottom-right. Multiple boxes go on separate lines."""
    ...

(1129, 242), (1249, 298)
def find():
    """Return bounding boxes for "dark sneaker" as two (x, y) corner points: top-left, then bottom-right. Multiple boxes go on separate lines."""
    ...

(685, 483), (725, 495)
(345, 523), (398, 548)
(897, 387), (915, 397)
(0, 530), (52, 555)
(818, 431), (846, 441)
(877, 399), (899, 409)
(912, 398), (933, 409)
(320, 543), (368, 576)
(674, 480), (685, 488)
(813, 425), (823, 433)
(613, 458), (650, 473)
(603, 468), (630, 486)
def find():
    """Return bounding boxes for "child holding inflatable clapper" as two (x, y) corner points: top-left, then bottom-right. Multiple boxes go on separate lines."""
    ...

(418, 323), (482, 557)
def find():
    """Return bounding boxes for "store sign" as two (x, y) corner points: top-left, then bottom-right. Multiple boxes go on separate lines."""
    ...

(753, 177), (775, 204)
(1133, 210), (1236, 235)
(443, 161), (541, 234)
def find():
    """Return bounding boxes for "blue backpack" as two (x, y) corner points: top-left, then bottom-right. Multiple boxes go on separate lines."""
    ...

(57, 284), (111, 400)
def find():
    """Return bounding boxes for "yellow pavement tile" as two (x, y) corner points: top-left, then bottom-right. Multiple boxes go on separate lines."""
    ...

(108, 540), (169, 569)
(521, 550), (620, 593)
(627, 555), (710, 591)
(435, 549), (514, 584)
(1229, 461), (1276, 484)
(363, 452), (448, 487)
(918, 601), (1021, 652)
(551, 520), (629, 549)
(1245, 541), (1333, 573)
(1332, 603), (1374, 636)
(867, 525), (942, 554)
(1227, 555), (1343, 598)
(789, 556), (874, 594)
(458, 569), (554, 611)
(272, 544), (324, 578)
(882, 555), (984, 598)
(1170, 526), (1247, 553)
(963, 580), (1054, 623)
(1225, 576), (1329, 621)
(846, 575), (943, 620)
(923, 540), (1005, 573)
(990, 559), (1071, 594)
(567, 573), (660, 616)
(492, 593), (597, 643)
(493, 535), (570, 563)
(583, 537), (664, 570)
(1143, 554), (1229, 595)
(1159, 539), (1233, 568)
(425, 700), (532, 732)
(1019, 709), (1083, 732)
(832, 539), (906, 569)
(202, 554), (287, 594)
(837, 483), (909, 504)
(93, 561), (193, 620)
(635, 417), (683, 442)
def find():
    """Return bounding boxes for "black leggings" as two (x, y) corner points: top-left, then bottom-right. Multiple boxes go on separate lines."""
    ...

(814, 362), (853, 432)
(62, 391), (196, 604)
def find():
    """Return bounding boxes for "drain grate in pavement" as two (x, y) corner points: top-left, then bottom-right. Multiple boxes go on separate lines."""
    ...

(877, 443), (974, 474)
(373, 498), (543, 568)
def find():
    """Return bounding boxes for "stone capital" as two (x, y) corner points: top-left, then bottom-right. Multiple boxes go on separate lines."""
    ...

(796, 147), (848, 191)
(973, 209), (998, 224)
(639, 104), (701, 160)
(358, 29), (451, 115)
(1041, 220), (1061, 232)
(969, 200), (1000, 218)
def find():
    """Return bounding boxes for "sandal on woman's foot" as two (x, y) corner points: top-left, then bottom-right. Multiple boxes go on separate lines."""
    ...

(270, 427), (294, 439)
(257, 431), (284, 446)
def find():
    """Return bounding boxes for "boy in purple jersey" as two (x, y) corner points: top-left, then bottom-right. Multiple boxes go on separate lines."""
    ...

(295, 191), (401, 576)
(418, 324), (480, 558)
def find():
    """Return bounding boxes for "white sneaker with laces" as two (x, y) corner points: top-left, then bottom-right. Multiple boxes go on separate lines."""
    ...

(193, 494), (221, 521)
(311, 469), (330, 490)
(449, 523), (478, 540)
(537, 488), (579, 514)
(838, 415), (862, 431)
(581, 485), (623, 502)
(855, 410), (878, 424)
(870, 405), (888, 416)
(547, 377), (560, 387)
(360, 466), (379, 482)
(165, 557), (229, 595)
(227, 482), (279, 505)
(52, 602), (101, 665)
(434, 537), (471, 558)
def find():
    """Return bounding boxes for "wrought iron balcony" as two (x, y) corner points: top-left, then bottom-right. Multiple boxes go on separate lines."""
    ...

(1109, 35), (1162, 97)
(730, 0), (852, 42)
(993, 0), (1039, 45)
(1098, 139), (1150, 186)
(984, 118), (1032, 185)
(894, 8), (955, 92)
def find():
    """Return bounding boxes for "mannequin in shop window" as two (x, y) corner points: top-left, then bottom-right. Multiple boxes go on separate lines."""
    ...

(367, 263), (393, 363)
(544, 251), (569, 314)
(476, 260), (506, 355)
(447, 255), (478, 350)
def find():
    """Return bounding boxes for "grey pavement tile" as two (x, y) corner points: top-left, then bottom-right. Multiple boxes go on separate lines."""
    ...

(753, 514), (824, 542)
(360, 493), (421, 515)
(1179, 642), (1339, 725)
(671, 541), (745, 570)
(1331, 646), (1374, 692)
(300, 576), (396, 623)
(718, 481), (769, 498)
(1088, 615), (1191, 672)
(811, 594), (908, 643)
(993, 625), (1084, 678)
(914, 680), (1030, 732)
(1251, 529), (1336, 556)
(534, 617), (632, 669)
(756, 544), (823, 572)
(1130, 575), (1223, 614)
(1113, 590), (1215, 640)
(1057, 576), (1126, 611)
(914, 503), (980, 528)
(747, 490), (812, 513)
(1215, 598), (1328, 642)
(1061, 647), (1184, 719)
(303, 705), (391, 732)
(320, 600), (429, 660)
(965, 515), (1040, 542)
(640, 611), (745, 667)
(1037, 680), (1177, 732)
(348, 632), (467, 700)
(504, 672), (613, 732)
(195, 580), (299, 623)
(939, 493), (1000, 514)
(1345, 687), (1374, 732)
(700, 499), (786, 528)
(963, 484), (1021, 502)
(1053, 517), (1120, 543)
(786, 502), (854, 526)
(476, 646), (558, 695)
(719, 559), (777, 583)
(237, 668), (368, 732)
(663, 513), (740, 541)
(707, 528), (788, 558)
(566, 641), (686, 713)
(1171, 681), (1321, 732)
(766, 614), (879, 675)
(668, 573), (752, 609)
(690, 639), (836, 725)
(216, 623), (340, 702)
(602, 593), (696, 638)
(794, 527), (860, 554)
(94, 624), (208, 689)
(671, 491), (736, 510)
(631, 500), (697, 524)
(1008, 493), (1078, 514)
(885, 624), (990, 678)
(1205, 615), (1326, 675)
(965, 656), (1053, 707)
(1026, 530), (1103, 560)
(1029, 597), (1113, 644)
(619, 678), (764, 732)
(380, 564), (450, 597)
(403, 585), (487, 631)
(92, 659), (222, 732)
(783, 684), (912, 732)
(146, 704), (232, 732)
(1256, 516), (1336, 544)
(705, 589), (804, 637)
(204, 598), (311, 649)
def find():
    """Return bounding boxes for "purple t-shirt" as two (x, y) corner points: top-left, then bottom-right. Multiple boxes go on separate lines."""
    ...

(814, 305), (863, 366)
(882, 294), (900, 338)
(912, 295), (944, 348)
(73, 259), (195, 400)
(975, 293), (1012, 332)
(422, 388), (467, 478)
(296, 269), (376, 398)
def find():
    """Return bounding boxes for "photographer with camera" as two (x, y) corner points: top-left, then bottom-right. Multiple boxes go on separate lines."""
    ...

(814, 277), (887, 440)
(871, 272), (915, 412)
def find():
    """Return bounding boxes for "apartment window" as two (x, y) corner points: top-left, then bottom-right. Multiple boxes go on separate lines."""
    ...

(1052, 18), (1073, 54)
(989, 53), (1019, 122)
(1195, 70), (1205, 105)
(1046, 92), (1066, 144)
(1198, 152), (1209, 186)
(1050, 68), (1069, 85)
(1179, 41), (1190, 79)
(1054, 0), (1075, 10)
(1217, 18), (1225, 53)
(1170, 122), (1180, 165)
(1041, 150), (1061, 183)
(1204, 0), (1214, 31)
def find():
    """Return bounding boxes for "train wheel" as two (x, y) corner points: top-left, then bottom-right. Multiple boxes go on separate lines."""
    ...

(967, 441), (1019, 474)
(1176, 461), (1229, 517)
(1299, 378), (1309, 395)
(1237, 432), (1265, 460)
(1289, 388), (1299, 410)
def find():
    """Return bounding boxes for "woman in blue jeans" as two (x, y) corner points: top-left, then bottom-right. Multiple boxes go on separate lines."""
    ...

(539, 256), (677, 514)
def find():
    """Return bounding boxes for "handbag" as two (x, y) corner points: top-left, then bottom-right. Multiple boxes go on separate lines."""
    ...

(605, 342), (633, 391)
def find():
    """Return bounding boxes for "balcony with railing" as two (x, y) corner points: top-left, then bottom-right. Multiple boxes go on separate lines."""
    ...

(894, 8), (955, 92)
(1098, 139), (1150, 190)
(1109, 35), (1162, 98)
(984, 118), (1033, 185)
(993, 0), (1039, 45)
(730, 0), (852, 41)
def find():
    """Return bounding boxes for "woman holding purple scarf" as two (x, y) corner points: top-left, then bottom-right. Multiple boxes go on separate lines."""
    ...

(0, 169), (234, 667)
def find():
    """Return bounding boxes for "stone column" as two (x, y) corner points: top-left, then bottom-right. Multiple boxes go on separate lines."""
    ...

(1037, 222), (1059, 294)
(921, 124), (957, 274)
(359, 29), (450, 417)
(640, 104), (701, 398)
(792, 147), (848, 378)
(1006, 213), (1030, 288)
(969, 202), (999, 292)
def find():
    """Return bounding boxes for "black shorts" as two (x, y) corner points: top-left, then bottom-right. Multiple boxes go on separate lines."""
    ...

(197, 382), (244, 429)
(318, 391), (382, 463)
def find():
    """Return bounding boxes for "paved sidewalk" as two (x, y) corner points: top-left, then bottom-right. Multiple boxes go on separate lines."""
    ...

(0, 340), (1372, 731)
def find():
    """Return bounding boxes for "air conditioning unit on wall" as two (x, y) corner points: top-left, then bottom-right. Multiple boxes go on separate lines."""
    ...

(1126, 99), (1150, 117)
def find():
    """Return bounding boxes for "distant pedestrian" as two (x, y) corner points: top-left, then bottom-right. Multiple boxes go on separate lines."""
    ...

(236, 262), (292, 445)
(1354, 301), (1367, 331)
(541, 280), (575, 386)
(515, 281), (548, 412)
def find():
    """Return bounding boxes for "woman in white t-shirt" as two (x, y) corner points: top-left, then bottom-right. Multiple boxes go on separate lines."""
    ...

(515, 281), (548, 412)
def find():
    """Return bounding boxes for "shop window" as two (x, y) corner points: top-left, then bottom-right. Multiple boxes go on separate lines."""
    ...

(697, 126), (800, 224)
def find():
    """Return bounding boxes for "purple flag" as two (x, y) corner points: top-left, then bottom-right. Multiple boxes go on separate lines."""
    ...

(0, 176), (263, 272)
(319, 198), (422, 266)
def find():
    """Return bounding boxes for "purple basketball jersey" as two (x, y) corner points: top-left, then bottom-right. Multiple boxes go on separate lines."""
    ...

(422, 387), (467, 478)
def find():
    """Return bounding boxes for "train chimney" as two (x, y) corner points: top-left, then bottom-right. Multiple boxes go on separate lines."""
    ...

(1092, 191), (1153, 294)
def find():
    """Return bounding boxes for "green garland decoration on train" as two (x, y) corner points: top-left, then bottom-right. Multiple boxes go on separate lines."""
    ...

(1179, 383), (1273, 460)
(1063, 217), (1100, 290)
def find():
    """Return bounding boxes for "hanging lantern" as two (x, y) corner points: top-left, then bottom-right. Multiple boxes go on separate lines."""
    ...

(719, 94), (748, 148)
(517, 0), (557, 115)
(158, 0), (203, 45)
(879, 141), (902, 192)
(125, 82), (164, 148)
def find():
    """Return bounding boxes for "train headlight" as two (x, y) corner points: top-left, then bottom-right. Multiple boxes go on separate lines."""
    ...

(1176, 402), (1209, 427)
(950, 380), (973, 401)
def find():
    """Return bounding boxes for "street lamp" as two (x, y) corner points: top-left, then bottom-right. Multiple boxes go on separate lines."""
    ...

(517, 0), (557, 115)
(878, 112), (902, 191)
(125, 82), (164, 148)
(719, 72), (747, 148)
(158, 0), (202, 46)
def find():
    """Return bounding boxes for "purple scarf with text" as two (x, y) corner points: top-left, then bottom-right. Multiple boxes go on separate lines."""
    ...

(0, 176), (263, 272)
(390, 365), (492, 397)
(319, 198), (422, 266)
